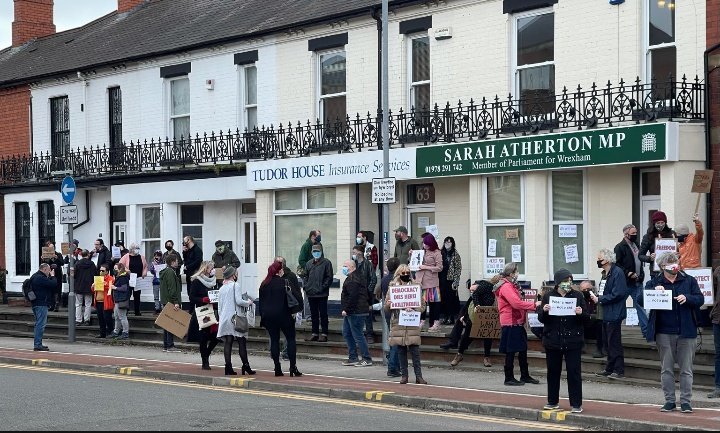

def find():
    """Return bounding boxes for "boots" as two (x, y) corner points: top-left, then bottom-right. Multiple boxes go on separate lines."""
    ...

(241, 364), (256, 375)
(504, 366), (523, 386)
(225, 364), (237, 375)
(400, 376), (408, 384)
(274, 361), (284, 376)
(201, 355), (211, 371)
(520, 367), (540, 384)
(289, 365), (302, 377)
(450, 353), (463, 367)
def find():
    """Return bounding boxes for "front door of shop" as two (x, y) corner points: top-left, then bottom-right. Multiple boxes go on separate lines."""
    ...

(239, 217), (258, 299)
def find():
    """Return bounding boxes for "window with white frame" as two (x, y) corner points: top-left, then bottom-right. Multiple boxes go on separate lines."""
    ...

(181, 205), (204, 251)
(169, 77), (190, 142)
(513, 9), (554, 115)
(484, 175), (525, 275)
(242, 65), (258, 131)
(141, 207), (161, 261)
(550, 170), (585, 277)
(408, 34), (430, 113)
(646, 0), (676, 99)
(318, 50), (346, 125)
(274, 188), (337, 272)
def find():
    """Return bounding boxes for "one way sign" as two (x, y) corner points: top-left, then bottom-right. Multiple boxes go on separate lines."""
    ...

(60, 176), (76, 204)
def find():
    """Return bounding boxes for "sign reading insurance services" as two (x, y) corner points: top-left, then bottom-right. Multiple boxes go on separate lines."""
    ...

(415, 123), (676, 178)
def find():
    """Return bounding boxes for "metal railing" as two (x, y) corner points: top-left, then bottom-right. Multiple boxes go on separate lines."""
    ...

(0, 74), (705, 185)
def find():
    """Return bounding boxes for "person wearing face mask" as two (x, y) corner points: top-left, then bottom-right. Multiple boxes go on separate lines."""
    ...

(189, 260), (220, 369)
(211, 240), (241, 288)
(676, 214), (703, 270)
(353, 245), (378, 343)
(302, 244), (333, 342)
(639, 211), (677, 278)
(614, 223), (648, 339)
(589, 248), (630, 380)
(297, 229), (322, 277)
(537, 269), (589, 414)
(492, 262), (542, 386)
(340, 259), (374, 367)
(356, 230), (379, 271)
(439, 236), (462, 325)
(161, 240), (183, 277)
(638, 252), (703, 413)
(119, 242), (148, 317)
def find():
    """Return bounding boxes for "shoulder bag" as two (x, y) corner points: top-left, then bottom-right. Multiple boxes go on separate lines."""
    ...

(286, 280), (302, 314)
(231, 282), (249, 333)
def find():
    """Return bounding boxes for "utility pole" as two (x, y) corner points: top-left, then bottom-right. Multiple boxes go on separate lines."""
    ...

(380, 0), (390, 362)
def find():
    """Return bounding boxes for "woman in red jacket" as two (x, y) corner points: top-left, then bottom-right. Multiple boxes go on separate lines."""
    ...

(493, 262), (541, 386)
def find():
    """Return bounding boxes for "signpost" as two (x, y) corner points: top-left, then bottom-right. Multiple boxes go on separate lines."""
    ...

(61, 176), (76, 343)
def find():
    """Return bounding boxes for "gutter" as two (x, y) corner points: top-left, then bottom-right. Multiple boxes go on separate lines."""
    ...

(704, 42), (720, 267)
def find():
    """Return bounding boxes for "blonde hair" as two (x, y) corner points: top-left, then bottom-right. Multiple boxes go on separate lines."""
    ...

(191, 260), (215, 281)
(391, 264), (411, 285)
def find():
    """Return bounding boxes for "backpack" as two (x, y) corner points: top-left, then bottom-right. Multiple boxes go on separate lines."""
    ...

(22, 278), (35, 301)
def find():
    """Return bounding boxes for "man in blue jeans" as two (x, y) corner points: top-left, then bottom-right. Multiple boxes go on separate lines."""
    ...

(29, 263), (57, 351)
(340, 259), (373, 366)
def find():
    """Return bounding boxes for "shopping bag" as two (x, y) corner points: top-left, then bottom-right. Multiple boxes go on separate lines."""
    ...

(195, 304), (218, 330)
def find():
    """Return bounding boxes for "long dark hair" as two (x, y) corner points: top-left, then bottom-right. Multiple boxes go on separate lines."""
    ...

(261, 261), (283, 287)
(423, 234), (439, 251)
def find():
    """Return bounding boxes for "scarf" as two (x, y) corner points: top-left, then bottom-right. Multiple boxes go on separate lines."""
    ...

(625, 238), (641, 275)
(195, 273), (216, 288)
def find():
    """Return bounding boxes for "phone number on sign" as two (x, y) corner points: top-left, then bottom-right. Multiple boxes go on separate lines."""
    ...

(424, 163), (462, 174)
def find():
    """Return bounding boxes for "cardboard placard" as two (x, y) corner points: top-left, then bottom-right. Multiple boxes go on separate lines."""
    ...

(215, 267), (223, 280)
(154, 303), (192, 339)
(61, 242), (70, 255)
(469, 306), (501, 339)
(41, 247), (56, 259)
(691, 169), (714, 193)
(389, 284), (422, 309)
(505, 228), (519, 239)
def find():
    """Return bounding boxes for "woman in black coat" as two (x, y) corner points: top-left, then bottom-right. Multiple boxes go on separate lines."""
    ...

(259, 261), (301, 377)
(188, 260), (220, 370)
(537, 269), (590, 413)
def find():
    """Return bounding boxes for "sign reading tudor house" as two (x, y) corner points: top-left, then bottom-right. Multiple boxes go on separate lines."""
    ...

(416, 123), (677, 178)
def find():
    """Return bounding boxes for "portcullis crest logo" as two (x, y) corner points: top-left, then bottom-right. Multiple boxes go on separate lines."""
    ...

(641, 133), (657, 153)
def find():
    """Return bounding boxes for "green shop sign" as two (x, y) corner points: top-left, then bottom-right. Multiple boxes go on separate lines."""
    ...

(416, 123), (673, 178)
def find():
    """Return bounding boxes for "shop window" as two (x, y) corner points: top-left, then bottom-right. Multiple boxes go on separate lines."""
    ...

(514, 9), (554, 115)
(484, 175), (525, 275)
(550, 171), (585, 276)
(15, 202), (31, 276)
(142, 207), (161, 260)
(181, 205), (203, 251)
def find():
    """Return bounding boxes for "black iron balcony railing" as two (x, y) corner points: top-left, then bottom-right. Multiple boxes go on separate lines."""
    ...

(0, 74), (704, 185)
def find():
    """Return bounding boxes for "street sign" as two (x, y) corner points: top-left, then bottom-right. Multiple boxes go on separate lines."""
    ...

(372, 177), (396, 204)
(60, 176), (76, 204)
(60, 205), (78, 224)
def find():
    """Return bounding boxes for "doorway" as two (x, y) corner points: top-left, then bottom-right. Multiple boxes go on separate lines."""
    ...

(239, 216), (258, 299)
(639, 167), (660, 285)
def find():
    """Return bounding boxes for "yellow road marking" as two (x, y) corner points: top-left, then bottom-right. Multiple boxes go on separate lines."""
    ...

(229, 377), (254, 387)
(31, 359), (48, 366)
(555, 411), (570, 421)
(0, 363), (577, 431)
(118, 367), (140, 375)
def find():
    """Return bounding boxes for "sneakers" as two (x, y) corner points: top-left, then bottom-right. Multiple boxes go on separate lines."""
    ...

(595, 370), (612, 377)
(115, 333), (129, 340)
(660, 402), (676, 412)
(707, 389), (720, 399)
(680, 403), (693, 413)
(341, 359), (358, 366)
(427, 321), (441, 332)
(354, 359), (373, 367)
(571, 406), (583, 414)
(164, 347), (182, 353)
(318, 334), (328, 342)
(543, 404), (560, 410)
(305, 334), (319, 342)
(109, 332), (119, 338)
(608, 372), (625, 379)
(450, 353), (464, 367)
(33, 346), (49, 352)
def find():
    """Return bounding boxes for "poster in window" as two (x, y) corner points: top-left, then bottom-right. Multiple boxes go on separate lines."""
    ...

(487, 239), (497, 257)
(511, 245), (522, 262)
(505, 228), (519, 239)
(563, 244), (579, 263)
(425, 224), (439, 240)
(558, 225), (577, 238)
(485, 257), (505, 275)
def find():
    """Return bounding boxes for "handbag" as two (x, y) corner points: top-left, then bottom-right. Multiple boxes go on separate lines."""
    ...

(286, 280), (302, 314)
(195, 303), (218, 330)
(230, 282), (249, 333)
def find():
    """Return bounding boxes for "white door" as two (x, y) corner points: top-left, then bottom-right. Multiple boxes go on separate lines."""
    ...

(239, 217), (258, 299)
(640, 197), (660, 285)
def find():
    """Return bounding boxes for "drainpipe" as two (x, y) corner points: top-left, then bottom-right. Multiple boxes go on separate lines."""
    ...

(72, 189), (91, 229)
(704, 42), (720, 267)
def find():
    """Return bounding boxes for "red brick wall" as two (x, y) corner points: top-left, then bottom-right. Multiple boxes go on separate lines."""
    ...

(11, 0), (55, 47)
(118, 0), (145, 13)
(708, 0), (720, 268)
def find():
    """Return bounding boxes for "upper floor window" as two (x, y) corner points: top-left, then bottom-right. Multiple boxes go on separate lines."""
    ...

(108, 87), (122, 149)
(408, 34), (430, 112)
(513, 9), (554, 115)
(170, 77), (190, 142)
(646, 0), (676, 98)
(242, 65), (258, 131)
(318, 50), (346, 125)
(50, 96), (70, 158)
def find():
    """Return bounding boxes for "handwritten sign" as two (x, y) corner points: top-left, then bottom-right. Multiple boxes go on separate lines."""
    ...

(61, 242), (70, 255)
(597, 279), (606, 296)
(624, 308), (639, 326)
(511, 244), (522, 263)
(484, 257), (505, 276)
(389, 284), (422, 309)
(683, 267), (713, 306)
(470, 306), (501, 339)
(207, 290), (220, 303)
(691, 169), (714, 193)
(487, 239), (497, 257)
(527, 313), (543, 328)
(425, 224), (439, 240)
(408, 250), (425, 272)
(41, 247), (56, 259)
(398, 310), (421, 327)
(93, 276), (104, 291)
(653, 239), (677, 271)
(129, 272), (138, 288)
(134, 276), (153, 293)
(643, 289), (673, 310)
(111, 246), (121, 259)
(549, 296), (577, 316)
(559, 225), (577, 238)
(564, 244), (579, 263)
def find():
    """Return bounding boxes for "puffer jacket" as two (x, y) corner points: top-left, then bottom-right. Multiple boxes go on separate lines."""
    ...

(536, 288), (589, 351)
(494, 278), (536, 326)
(385, 282), (426, 347)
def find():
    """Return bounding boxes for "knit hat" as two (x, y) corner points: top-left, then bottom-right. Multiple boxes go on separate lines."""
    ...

(215, 240), (225, 247)
(222, 265), (236, 279)
(651, 211), (667, 223)
(311, 244), (322, 252)
(553, 268), (573, 285)
(676, 224), (689, 235)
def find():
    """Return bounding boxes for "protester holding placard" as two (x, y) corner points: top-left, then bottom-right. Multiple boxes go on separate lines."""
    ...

(639, 211), (677, 278)
(589, 248), (630, 380)
(189, 260), (220, 370)
(537, 269), (589, 413)
(148, 251), (164, 315)
(40, 240), (64, 312)
(638, 252), (704, 413)
(384, 264), (427, 385)
(119, 242), (148, 317)
(676, 214), (703, 270)
(493, 262), (542, 386)
(90, 265), (115, 339)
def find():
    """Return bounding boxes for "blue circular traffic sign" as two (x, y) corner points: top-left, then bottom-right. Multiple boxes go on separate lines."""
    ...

(60, 176), (76, 204)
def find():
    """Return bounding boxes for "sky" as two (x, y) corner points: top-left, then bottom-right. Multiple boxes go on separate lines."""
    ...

(0, 0), (117, 49)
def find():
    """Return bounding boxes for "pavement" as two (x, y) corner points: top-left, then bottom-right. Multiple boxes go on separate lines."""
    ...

(0, 336), (718, 430)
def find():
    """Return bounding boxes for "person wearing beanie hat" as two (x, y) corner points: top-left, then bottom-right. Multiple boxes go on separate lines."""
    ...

(537, 268), (589, 413)
(676, 214), (704, 270)
(212, 241), (241, 288)
(640, 210), (677, 277)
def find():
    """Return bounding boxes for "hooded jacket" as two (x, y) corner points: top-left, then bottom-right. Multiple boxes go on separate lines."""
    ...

(74, 257), (97, 295)
(493, 278), (536, 326)
(341, 269), (370, 315)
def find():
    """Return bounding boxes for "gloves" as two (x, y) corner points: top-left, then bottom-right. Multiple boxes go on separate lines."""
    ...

(202, 297), (210, 303)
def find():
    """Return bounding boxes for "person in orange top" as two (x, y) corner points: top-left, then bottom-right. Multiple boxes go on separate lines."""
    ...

(677, 214), (704, 270)
(91, 264), (115, 339)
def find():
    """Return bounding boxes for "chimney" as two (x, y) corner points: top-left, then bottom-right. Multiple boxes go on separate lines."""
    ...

(118, 0), (146, 14)
(12, 0), (55, 47)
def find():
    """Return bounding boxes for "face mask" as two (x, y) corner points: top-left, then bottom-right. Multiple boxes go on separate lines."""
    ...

(444, 243), (452, 249)
(315, 235), (321, 243)
(655, 222), (666, 231)
(677, 235), (687, 243)
(596, 259), (605, 268)
(356, 237), (362, 245)
(664, 264), (679, 275)
(216, 246), (225, 254)
(165, 245), (173, 251)
(209, 269), (215, 277)
(351, 254), (357, 261)
(341, 266), (349, 276)
(133, 248), (140, 255)
(312, 251), (322, 259)
(400, 274), (411, 282)
(558, 281), (572, 293)
(627, 234), (637, 242)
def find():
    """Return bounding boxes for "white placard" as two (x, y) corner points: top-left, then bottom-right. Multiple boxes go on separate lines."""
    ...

(129, 272), (137, 288)
(389, 284), (422, 309)
(597, 279), (606, 296)
(398, 310), (421, 327)
(511, 245), (522, 263)
(207, 290), (220, 303)
(559, 224), (577, 238)
(425, 224), (439, 240)
(372, 177), (396, 203)
(111, 246), (121, 259)
(59, 205), (78, 224)
(154, 263), (167, 275)
(683, 267), (713, 306)
(485, 257), (505, 275)
(564, 244), (579, 263)
(549, 296), (577, 316)
(653, 239), (678, 272)
(624, 308), (639, 326)
(134, 276), (153, 293)
(527, 313), (543, 328)
(487, 239), (497, 257)
(409, 250), (425, 272)
(91, 255), (99, 266)
(417, 217), (430, 229)
(643, 289), (673, 310)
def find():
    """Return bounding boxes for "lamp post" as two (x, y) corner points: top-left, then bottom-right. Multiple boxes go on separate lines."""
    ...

(380, 0), (390, 362)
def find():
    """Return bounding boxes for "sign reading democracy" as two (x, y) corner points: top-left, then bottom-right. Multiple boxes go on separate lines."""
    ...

(389, 284), (422, 309)
(416, 123), (673, 178)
